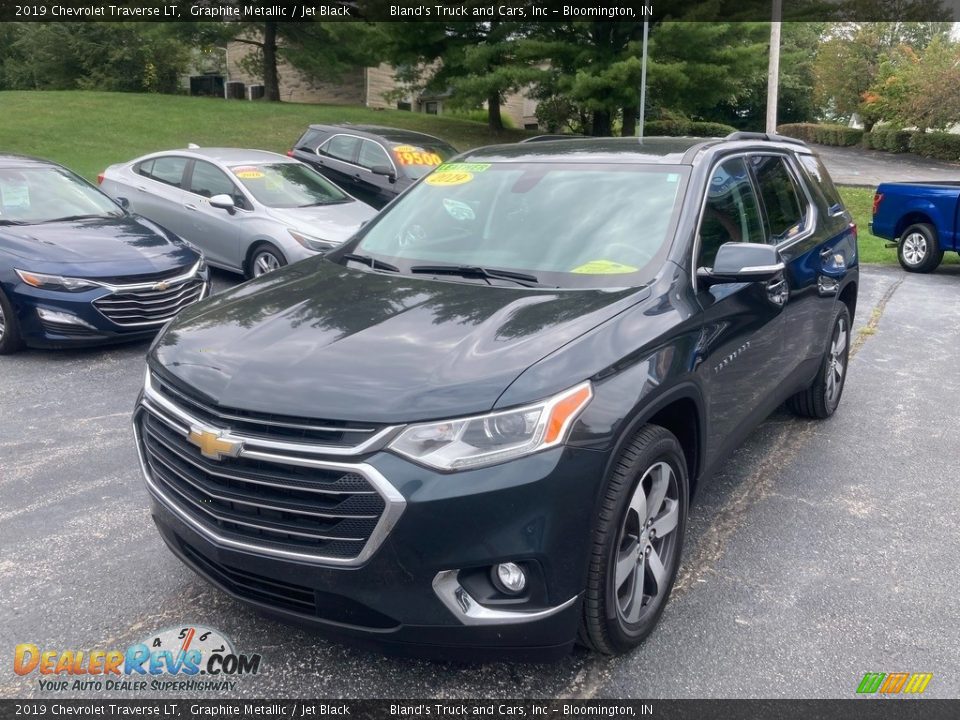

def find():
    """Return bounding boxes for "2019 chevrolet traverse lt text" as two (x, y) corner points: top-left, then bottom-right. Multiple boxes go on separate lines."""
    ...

(133, 133), (858, 659)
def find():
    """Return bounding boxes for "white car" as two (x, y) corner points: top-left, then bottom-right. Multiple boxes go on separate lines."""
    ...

(100, 147), (377, 278)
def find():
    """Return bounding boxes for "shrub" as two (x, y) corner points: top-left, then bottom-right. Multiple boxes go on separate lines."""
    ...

(866, 127), (914, 153)
(777, 123), (862, 146)
(909, 132), (960, 162)
(643, 119), (735, 137)
(688, 121), (737, 137)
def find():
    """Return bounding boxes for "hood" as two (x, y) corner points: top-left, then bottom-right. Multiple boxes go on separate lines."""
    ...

(265, 200), (378, 245)
(0, 215), (197, 276)
(151, 259), (647, 424)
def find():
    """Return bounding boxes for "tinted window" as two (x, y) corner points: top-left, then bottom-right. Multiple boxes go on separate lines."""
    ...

(751, 155), (807, 241)
(138, 156), (188, 188)
(358, 140), (392, 171)
(189, 161), (238, 200)
(698, 157), (765, 268)
(297, 129), (324, 152)
(230, 163), (349, 208)
(798, 154), (844, 213)
(355, 162), (688, 289)
(321, 135), (360, 163)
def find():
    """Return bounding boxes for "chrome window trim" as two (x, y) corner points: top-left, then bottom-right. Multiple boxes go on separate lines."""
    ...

(690, 150), (817, 293)
(134, 405), (406, 567)
(432, 570), (579, 626)
(143, 371), (399, 457)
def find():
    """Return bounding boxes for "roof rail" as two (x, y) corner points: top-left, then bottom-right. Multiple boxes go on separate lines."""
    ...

(724, 131), (807, 147)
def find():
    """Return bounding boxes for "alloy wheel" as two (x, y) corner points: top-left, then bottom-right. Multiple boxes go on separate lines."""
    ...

(253, 252), (281, 277)
(614, 461), (681, 625)
(902, 232), (927, 266)
(826, 315), (848, 406)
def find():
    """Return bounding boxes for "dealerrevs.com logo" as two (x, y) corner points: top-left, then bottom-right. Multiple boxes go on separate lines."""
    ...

(14, 625), (262, 693)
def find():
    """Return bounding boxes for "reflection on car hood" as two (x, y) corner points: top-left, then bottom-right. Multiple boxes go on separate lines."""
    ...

(265, 201), (377, 245)
(152, 258), (645, 423)
(0, 215), (197, 276)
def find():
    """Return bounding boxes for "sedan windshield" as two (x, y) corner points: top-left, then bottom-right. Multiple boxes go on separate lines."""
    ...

(230, 162), (349, 208)
(0, 167), (122, 224)
(353, 162), (688, 288)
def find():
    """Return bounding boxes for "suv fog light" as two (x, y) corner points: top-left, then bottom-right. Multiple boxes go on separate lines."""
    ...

(493, 562), (527, 595)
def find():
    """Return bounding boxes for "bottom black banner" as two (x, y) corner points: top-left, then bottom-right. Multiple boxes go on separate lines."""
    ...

(1, 700), (959, 720)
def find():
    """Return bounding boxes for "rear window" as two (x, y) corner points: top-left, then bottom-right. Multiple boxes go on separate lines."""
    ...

(136, 156), (188, 189)
(798, 154), (844, 214)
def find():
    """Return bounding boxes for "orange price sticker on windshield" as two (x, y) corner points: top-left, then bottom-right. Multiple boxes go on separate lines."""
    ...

(425, 171), (473, 187)
(232, 166), (265, 179)
(394, 147), (443, 167)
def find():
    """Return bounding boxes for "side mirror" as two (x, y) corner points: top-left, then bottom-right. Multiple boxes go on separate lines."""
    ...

(209, 194), (236, 212)
(371, 165), (397, 183)
(115, 197), (130, 210)
(697, 242), (784, 287)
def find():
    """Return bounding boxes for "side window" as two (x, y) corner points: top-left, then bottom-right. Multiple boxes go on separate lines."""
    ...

(188, 161), (245, 208)
(750, 155), (808, 241)
(798, 154), (844, 214)
(320, 135), (360, 164)
(358, 140), (392, 171)
(297, 130), (324, 152)
(139, 156), (188, 188)
(698, 157), (765, 268)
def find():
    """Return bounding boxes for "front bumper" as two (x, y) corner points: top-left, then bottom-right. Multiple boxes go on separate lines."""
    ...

(135, 398), (607, 659)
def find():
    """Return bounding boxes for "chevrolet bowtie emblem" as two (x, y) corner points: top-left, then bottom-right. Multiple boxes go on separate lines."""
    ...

(153, 281), (170, 291)
(187, 426), (242, 461)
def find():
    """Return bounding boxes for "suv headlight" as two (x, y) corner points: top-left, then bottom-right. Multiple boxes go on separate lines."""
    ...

(15, 269), (99, 292)
(289, 229), (337, 252)
(389, 382), (592, 471)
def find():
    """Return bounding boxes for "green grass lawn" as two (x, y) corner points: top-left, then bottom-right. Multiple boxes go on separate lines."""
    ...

(2, 90), (954, 267)
(0, 90), (531, 181)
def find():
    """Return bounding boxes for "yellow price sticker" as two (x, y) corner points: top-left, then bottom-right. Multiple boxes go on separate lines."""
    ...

(571, 260), (639, 275)
(425, 171), (473, 187)
(232, 166), (265, 180)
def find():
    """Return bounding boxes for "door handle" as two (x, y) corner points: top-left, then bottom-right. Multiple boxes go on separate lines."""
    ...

(185, 203), (199, 211)
(136, 185), (147, 192)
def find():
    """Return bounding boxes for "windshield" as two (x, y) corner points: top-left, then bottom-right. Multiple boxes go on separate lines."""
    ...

(0, 166), (122, 224)
(391, 143), (458, 180)
(352, 162), (688, 288)
(230, 162), (349, 208)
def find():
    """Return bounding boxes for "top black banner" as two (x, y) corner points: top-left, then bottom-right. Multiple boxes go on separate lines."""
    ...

(1, 0), (960, 22)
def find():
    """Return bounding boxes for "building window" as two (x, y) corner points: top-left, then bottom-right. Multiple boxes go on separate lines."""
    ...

(424, 101), (439, 115)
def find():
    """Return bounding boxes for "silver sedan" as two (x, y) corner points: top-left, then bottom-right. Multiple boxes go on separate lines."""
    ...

(100, 148), (377, 278)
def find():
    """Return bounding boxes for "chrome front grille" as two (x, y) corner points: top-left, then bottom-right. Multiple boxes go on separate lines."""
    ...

(94, 277), (205, 327)
(135, 372), (405, 565)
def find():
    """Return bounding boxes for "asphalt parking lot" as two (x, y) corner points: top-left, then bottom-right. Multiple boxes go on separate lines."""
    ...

(2, 263), (959, 699)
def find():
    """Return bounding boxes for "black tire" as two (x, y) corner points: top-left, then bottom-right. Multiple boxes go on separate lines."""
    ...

(787, 303), (851, 419)
(578, 424), (689, 655)
(246, 242), (287, 279)
(0, 288), (25, 355)
(897, 223), (942, 273)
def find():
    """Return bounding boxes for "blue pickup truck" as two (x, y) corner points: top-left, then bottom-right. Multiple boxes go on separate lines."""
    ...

(872, 182), (960, 272)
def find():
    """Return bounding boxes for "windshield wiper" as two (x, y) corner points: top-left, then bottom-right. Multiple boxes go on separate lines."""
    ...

(410, 264), (541, 287)
(342, 253), (399, 272)
(37, 213), (116, 224)
(0, 219), (28, 226)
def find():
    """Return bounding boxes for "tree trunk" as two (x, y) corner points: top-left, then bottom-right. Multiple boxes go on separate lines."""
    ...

(622, 105), (637, 137)
(592, 110), (612, 137)
(487, 91), (504, 131)
(262, 21), (280, 102)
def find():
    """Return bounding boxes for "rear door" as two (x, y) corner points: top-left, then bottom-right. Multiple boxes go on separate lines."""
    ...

(314, 134), (362, 194)
(180, 160), (246, 269)
(127, 156), (190, 237)
(693, 156), (788, 460)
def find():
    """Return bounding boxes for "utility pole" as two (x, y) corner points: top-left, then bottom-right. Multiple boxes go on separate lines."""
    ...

(638, 20), (649, 140)
(765, 0), (782, 134)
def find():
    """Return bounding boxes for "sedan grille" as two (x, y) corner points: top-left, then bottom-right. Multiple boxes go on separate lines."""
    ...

(95, 277), (204, 327)
(135, 374), (405, 565)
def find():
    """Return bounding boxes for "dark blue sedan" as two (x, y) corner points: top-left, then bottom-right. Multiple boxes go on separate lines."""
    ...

(0, 154), (209, 354)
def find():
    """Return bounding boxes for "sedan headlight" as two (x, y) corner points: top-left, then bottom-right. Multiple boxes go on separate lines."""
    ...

(389, 382), (592, 471)
(289, 229), (337, 252)
(15, 269), (99, 292)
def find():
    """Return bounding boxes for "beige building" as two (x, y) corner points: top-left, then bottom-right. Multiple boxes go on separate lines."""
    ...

(223, 40), (539, 128)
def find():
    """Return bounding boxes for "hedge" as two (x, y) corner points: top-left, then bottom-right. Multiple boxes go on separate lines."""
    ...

(863, 128), (914, 153)
(909, 132), (960, 162)
(777, 123), (863, 146)
(643, 118), (737, 137)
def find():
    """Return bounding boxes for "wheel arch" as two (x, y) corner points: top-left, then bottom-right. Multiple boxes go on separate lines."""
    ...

(839, 280), (858, 323)
(244, 238), (286, 275)
(894, 211), (936, 240)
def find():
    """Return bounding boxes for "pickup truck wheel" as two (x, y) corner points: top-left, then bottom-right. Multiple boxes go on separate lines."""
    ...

(247, 243), (287, 279)
(578, 424), (688, 655)
(898, 223), (942, 273)
(0, 289), (25, 355)
(787, 304), (851, 419)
